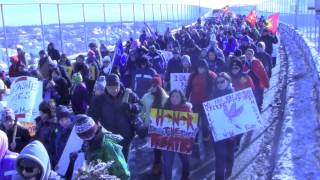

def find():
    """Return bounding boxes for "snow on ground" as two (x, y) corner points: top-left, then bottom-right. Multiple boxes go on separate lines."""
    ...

(272, 24), (320, 180)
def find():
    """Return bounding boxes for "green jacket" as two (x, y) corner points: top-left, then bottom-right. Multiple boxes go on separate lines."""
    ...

(86, 128), (130, 180)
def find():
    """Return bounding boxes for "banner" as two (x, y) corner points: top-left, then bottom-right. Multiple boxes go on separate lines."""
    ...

(57, 126), (85, 178)
(170, 73), (190, 93)
(148, 108), (198, 154)
(203, 88), (263, 142)
(6, 76), (42, 123)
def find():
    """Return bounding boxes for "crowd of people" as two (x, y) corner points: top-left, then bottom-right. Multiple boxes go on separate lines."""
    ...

(0, 9), (277, 180)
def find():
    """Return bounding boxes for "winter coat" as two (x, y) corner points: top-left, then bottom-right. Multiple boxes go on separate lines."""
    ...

(223, 37), (239, 55)
(242, 58), (269, 89)
(73, 63), (89, 81)
(207, 58), (227, 73)
(54, 125), (73, 163)
(259, 34), (278, 55)
(13, 140), (61, 180)
(34, 117), (59, 167)
(0, 130), (18, 180)
(141, 89), (169, 126)
(165, 56), (184, 89)
(39, 56), (52, 79)
(85, 127), (130, 180)
(88, 86), (142, 149)
(231, 73), (255, 91)
(131, 67), (157, 98)
(145, 51), (167, 75)
(9, 57), (21, 78)
(48, 49), (61, 61)
(71, 83), (90, 114)
(186, 70), (217, 105)
(255, 52), (273, 78)
(0, 124), (31, 153)
(53, 77), (70, 106)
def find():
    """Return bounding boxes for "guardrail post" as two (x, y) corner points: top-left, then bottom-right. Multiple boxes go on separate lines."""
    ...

(39, 4), (45, 50)
(1, 4), (8, 64)
(57, 4), (63, 53)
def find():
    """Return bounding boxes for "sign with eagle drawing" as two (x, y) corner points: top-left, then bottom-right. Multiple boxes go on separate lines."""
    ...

(202, 88), (263, 141)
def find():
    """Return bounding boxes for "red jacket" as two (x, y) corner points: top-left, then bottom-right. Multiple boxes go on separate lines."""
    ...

(9, 56), (20, 77)
(187, 70), (217, 105)
(242, 58), (269, 88)
(232, 75), (255, 91)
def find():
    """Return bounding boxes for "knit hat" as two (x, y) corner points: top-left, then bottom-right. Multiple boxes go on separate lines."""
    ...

(72, 72), (83, 84)
(94, 76), (106, 92)
(74, 114), (98, 140)
(197, 59), (209, 69)
(181, 55), (191, 65)
(2, 107), (14, 121)
(152, 74), (162, 87)
(106, 74), (120, 86)
(56, 105), (71, 120)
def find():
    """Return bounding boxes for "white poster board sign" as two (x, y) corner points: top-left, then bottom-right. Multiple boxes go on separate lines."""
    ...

(6, 76), (42, 123)
(170, 73), (190, 93)
(203, 88), (263, 141)
(57, 126), (85, 178)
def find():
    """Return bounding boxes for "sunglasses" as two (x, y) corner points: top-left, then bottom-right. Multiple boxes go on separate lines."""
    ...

(216, 80), (226, 84)
(21, 166), (35, 173)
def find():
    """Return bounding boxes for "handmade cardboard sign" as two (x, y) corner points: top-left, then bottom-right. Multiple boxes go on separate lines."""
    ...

(170, 73), (190, 93)
(203, 88), (263, 142)
(148, 108), (198, 154)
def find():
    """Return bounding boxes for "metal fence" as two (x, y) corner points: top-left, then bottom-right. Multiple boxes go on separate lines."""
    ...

(0, 3), (209, 64)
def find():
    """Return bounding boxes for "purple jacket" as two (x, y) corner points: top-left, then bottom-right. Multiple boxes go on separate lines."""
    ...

(71, 82), (90, 114)
(0, 130), (18, 180)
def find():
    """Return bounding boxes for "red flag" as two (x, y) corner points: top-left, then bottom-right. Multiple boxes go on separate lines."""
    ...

(266, 13), (280, 33)
(246, 9), (257, 27)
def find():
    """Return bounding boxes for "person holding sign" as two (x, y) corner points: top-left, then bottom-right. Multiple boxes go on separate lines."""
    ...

(141, 75), (169, 176)
(186, 59), (217, 145)
(162, 90), (192, 180)
(229, 58), (255, 151)
(0, 107), (31, 153)
(210, 72), (236, 180)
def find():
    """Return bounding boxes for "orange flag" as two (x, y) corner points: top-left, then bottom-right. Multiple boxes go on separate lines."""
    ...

(246, 8), (257, 27)
(266, 13), (280, 33)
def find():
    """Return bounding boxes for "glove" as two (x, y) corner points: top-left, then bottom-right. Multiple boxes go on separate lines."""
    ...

(69, 152), (78, 161)
(121, 102), (132, 112)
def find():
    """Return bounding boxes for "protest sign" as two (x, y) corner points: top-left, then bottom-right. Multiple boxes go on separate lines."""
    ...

(170, 73), (190, 93)
(6, 76), (42, 123)
(57, 126), (85, 178)
(148, 108), (198, 154)
(203, 88), (263, 142)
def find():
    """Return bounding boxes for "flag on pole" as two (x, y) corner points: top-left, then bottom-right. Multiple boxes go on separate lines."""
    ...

(266, 13), (280, 33)
(246, 7), (257, 27)
(144, 23), (157, 39)
(106, 39), (125, 74)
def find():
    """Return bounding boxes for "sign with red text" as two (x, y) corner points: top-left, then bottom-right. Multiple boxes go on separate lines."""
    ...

(170, 73), (190, 93)
(6, 76), (43, 123)
(203, 88), (263, 142)
(148, 108), (198, 154)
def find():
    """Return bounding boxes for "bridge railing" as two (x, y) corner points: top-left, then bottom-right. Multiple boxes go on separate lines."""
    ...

(0, 3), (210, 64)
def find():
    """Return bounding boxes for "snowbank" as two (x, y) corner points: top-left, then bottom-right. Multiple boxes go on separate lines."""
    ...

(272, 23), (320, 180)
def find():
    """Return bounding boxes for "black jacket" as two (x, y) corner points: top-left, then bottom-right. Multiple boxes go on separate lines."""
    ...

(0, 124), (31, 153)
(88, 86), (142, 146)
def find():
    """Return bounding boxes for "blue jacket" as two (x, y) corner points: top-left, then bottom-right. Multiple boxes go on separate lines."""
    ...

(131, 67), (157, 98)
(145, 52), (166, 75)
